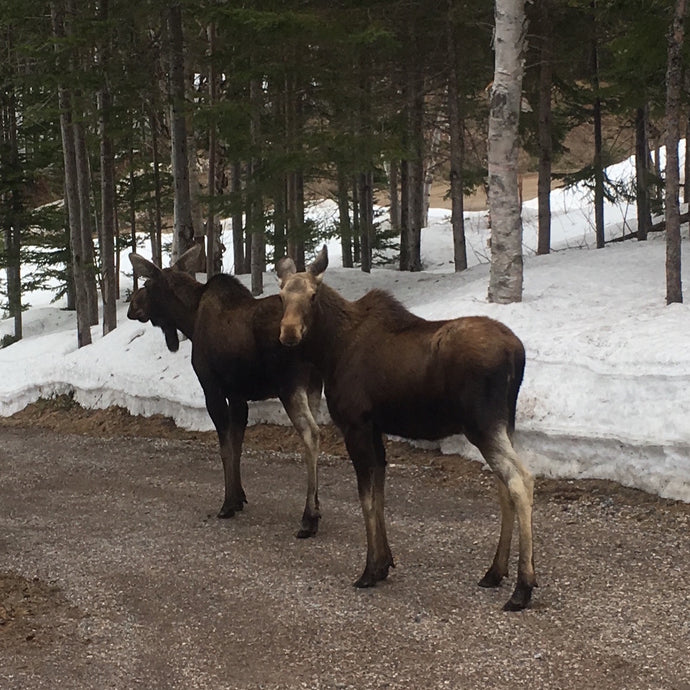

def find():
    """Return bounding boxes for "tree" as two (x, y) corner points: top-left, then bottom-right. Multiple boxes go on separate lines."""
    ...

(97, 0), (116, 334)
(590, 6), (605, 249)
(488, 0), (527, 304)
(665, 0), (686, 305)
(535, 0), (553, 255)
(447, 3), (468, 271)
(635, 105), (652, 241)
(51, 0), (92, 348)
(167, 4), (195, 263)
(1, 27), (23, 342)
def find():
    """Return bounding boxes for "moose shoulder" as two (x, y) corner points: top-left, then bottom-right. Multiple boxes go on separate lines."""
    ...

(128, 246), (323, 538)
(277, 246), (536, 610)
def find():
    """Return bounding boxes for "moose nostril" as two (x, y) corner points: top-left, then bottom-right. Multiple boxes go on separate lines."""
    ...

(280, 328), (302, 347)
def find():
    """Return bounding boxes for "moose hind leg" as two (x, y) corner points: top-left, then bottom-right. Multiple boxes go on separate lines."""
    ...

(477, 428), (536, 611)
(346, 425), (394, 588)
(478, 478), (515, 588)
(281, 388), (321, 538)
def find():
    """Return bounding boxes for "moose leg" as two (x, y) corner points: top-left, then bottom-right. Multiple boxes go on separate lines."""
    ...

(281, 388), (321, 538)
(476, 427), (536, 611)
(478, 479), (515, 588)
(345, 424), (394, 588)
(204, 382), (248, 518)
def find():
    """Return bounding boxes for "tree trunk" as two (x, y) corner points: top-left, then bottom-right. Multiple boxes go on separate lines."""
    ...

(399, 159), (409, 270)
(536, 0), (553, 255)
(286, 170), (306, 272)
(273, 177), (288, 265)
(73, 118), (98, 325)
(406, 56), (424, 272)
(337, 167), (353, 268)
(685, 112), (690, 204)
(447, 6), (467, 272)
(295, 171), (306, 270)
(231, 161), (245, 274)
(351, 176), (360, 264)
(97, 0), (117, 335)
(128, 144), (137, 285)
(186, 77), (204, 259)
(389, 159), (401, 236)
(635, 105), (652, 241)
(206, 22), (220, 278)
(591, 14), (605, 249)
(149, 109), (163, 267)
(488, 0), (527, 304)
(249, 78), (264, 296)
(665, 0), (686, 304)
(1, 77), (22, 340)
(168, 4), (194, 262)
(51, 0), (91, 347)
(285, 70), (305, 272)
(359, 171), (373, 273)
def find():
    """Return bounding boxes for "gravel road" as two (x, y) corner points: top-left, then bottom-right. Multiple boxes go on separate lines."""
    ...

(1, 422), (689, 689)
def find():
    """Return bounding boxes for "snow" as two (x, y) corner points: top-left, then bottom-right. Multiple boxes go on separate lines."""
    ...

(2, 152), (689, 503)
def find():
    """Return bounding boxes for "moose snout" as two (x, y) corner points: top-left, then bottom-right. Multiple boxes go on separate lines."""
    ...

(127, 303), (147, 322)
(279, 322), (305, 347)
(127, 288), (150, 323)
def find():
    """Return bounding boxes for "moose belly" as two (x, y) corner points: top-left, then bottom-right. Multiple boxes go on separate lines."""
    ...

(374, 397), (465, 441)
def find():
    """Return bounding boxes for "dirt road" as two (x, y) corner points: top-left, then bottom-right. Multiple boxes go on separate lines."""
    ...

(1, 417), (689, 689)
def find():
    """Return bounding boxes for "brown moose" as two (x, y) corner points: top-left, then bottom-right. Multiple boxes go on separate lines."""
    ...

(128, 245), (323, 538)
(276, 245), (536, 610)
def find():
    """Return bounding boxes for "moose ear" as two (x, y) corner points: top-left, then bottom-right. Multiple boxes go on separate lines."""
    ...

(130, 253), (161, 280)
(276, 256), (297, 286)
(173, 244), (203, 273)
(309, 245), (328, 281)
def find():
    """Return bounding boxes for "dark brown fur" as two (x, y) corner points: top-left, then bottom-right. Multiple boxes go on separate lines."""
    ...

(277, 247), (536, 609)
(128, 247), (323, 537)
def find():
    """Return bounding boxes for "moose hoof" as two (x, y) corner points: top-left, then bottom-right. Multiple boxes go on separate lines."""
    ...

(217, 499), (245, 519)
(478, 567), (506, 589)
(296, 523), (318, 539)
(296, 512), (320, 539)
(502, 582), (534, 612)
(354, 565), (391, 588)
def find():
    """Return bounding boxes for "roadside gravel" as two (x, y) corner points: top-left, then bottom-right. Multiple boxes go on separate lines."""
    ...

(1, 414), (689, 689)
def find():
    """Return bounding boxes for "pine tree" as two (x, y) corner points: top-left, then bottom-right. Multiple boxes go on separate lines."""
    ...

(665, 0), (686, 304)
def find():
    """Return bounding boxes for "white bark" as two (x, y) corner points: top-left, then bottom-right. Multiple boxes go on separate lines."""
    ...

(487, 0), (527, 304)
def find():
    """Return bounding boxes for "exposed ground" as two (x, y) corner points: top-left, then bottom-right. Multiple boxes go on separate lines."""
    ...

(1, 400), (689, 689)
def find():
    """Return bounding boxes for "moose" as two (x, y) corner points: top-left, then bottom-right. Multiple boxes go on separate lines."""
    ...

(276, 246), (536, 610)
(128, 245), (323, 538)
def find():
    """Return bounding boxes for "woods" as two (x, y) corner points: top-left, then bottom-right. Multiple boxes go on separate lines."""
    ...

(0, 0), (688, 346)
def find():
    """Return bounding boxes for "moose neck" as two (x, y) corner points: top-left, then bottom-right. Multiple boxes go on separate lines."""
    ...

(304, 282), (355, 379)
(169, 273), (205, 340)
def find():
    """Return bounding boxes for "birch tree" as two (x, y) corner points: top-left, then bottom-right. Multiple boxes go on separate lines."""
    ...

(488, 0), (527, 304)
(97, 0), (116, 334)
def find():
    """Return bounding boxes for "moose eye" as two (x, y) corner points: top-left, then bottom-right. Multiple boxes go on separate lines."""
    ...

(310, 292), (317, 303)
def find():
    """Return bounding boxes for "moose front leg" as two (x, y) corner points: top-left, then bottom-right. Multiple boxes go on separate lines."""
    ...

(281, 388), (321, 538)
(345, 424), (394, 588)
(204, 384), (248, 517)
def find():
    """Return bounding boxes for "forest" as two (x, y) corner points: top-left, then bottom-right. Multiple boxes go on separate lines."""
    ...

(0, 0), (687, 348)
